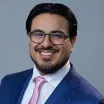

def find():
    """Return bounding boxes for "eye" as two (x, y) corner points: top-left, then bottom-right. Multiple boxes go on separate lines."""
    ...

(51, 33), (64, 38)
(32, 32), (44, 38)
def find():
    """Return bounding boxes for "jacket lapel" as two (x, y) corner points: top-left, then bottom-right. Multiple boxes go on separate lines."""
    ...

(9, 69), (33, 104)
(17, 69), (33, 104)
(45, 63), (80, 104)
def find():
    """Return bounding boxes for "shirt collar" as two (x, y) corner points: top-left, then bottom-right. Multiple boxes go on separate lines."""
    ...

(32, 60), (70, 88)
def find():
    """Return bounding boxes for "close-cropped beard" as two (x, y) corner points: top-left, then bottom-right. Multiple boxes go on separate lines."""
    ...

(30, 54), (69, 75)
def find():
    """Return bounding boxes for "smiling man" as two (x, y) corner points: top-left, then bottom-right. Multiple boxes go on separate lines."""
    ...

(29, 13), (75, 75)
(0, 3), (104, 104)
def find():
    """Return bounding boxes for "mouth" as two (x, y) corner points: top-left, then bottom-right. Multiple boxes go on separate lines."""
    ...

(35, 47), (59, 60)
(40, 52), (53, 55)
(38, 50), (57, 60)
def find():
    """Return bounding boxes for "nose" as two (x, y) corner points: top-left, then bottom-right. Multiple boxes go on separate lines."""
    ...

(41, 35), (53, 48)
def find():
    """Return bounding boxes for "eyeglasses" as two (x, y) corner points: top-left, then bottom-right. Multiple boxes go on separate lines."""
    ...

(28, 29), (69, 45)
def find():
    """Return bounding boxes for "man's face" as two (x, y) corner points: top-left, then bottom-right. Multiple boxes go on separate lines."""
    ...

(28, 13), (76, 75)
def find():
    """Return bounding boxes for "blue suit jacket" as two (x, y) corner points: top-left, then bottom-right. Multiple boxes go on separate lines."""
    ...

(0, 63), (104, 104)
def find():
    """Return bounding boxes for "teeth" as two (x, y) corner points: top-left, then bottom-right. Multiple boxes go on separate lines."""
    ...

(41, 52), (52, 55)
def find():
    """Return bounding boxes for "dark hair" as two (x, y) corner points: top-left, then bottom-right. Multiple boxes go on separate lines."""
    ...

(26, 3), (78, 37)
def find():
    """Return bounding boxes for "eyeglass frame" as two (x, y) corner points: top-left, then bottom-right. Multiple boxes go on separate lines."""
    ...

(28, 29), (71, 45)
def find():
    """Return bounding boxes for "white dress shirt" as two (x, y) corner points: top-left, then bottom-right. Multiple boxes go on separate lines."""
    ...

(21, 60), (70, 104)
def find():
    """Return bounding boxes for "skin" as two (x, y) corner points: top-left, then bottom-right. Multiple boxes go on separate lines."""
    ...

(28, 13), (76, 75)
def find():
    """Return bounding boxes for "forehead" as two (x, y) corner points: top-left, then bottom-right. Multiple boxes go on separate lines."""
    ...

(31, 13), (69, 33)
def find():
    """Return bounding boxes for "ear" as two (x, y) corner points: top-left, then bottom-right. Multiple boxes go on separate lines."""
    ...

(27, 34), (32, 44)
(27, 34), (31, 41)
(70, 36), (76, 47)
(27, 34), (30, 38)
(70, 36), (76, 52)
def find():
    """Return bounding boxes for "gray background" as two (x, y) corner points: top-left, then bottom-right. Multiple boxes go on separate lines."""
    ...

(0, 0), (104, 95)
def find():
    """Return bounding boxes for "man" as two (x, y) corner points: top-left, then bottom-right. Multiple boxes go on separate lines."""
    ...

(0, 3), (104, 104)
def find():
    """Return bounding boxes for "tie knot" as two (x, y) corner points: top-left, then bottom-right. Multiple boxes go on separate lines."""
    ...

(34, 76), (46, 85)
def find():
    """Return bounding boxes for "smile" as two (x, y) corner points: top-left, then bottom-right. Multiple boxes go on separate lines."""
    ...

(40, 52), (53, 56)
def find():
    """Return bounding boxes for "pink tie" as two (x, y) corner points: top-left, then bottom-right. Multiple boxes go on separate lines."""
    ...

(29, 76), (46, 104)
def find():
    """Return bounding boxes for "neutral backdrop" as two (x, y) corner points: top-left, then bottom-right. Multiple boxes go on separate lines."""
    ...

(0, 0), (104, 95)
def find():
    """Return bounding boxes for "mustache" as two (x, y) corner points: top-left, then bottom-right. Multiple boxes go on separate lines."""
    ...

(35, 46), (59, 52)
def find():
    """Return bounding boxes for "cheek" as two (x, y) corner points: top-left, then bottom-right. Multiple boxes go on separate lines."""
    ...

(56, 45), (68, 59)
(29, 42), (36, 55)
(62, 43), (71, 55)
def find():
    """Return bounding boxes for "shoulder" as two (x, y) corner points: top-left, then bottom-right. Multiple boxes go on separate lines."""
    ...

(0, 68), (33, 86)
(0, 68), (33, 103)
(68, 64), (104, 103)
(75, 73), (104, 103)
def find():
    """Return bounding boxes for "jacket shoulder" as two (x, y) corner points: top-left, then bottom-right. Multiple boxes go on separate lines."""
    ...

(0, 68), (33, 103)
(75, 74), (104, 103)
(0, 68), (33, 85)
(68, 66), (104, 103)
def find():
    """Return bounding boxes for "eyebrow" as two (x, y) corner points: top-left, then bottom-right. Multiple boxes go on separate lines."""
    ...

(31, 29), (67, 34)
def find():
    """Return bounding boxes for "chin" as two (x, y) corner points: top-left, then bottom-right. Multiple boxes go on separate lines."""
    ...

(30, 53), (69, 74)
